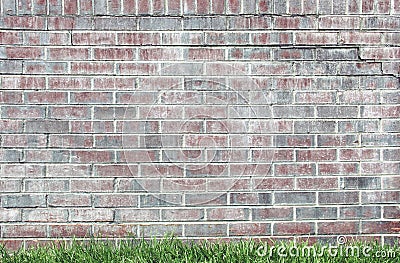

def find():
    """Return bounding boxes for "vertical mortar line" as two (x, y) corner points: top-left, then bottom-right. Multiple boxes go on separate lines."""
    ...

(46, 0), (50, 15)
(61, 0), (64, 15)
(76, 0), (80, 15)
(285, 0), (289, 14)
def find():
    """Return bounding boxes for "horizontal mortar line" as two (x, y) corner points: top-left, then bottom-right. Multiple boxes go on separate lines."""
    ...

(2, 13), (400, 17)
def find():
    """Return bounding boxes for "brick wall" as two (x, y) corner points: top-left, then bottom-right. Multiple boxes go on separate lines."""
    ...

(0, 0), (399, 249)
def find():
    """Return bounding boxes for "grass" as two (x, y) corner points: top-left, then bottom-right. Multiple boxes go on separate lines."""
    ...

(0, 236), (399, 263)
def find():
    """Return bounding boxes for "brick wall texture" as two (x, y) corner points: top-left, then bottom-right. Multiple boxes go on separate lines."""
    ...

(0, 0), (399, 249)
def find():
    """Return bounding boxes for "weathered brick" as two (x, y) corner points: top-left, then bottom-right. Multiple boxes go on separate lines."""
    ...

(140, 17), (182, 30)
(23, 209), (68, 222)
(3, 225), (46, 238)
(319, 221), (358, 235)
(296, 207), (337, 220)
(48, 194), (92, 207)
(94, 17), (137, 30)
(2, 194), (46, 208)
(274, 222), (315, 235)
(49, 224), (91, 238)
(25, 120), (68, 134)
(340, 206), (381, 219)
(340, 177), (381, 190)
(115, 209), (160, 222)
(185, 224), (226, 237)
(229, 223), (271, 236)
(319, 192), (359, 204)
(275, 192), (316, 205)
(25, 179), (69, 192)
(70, 208), (114, 222)
(140, 224), (182, 237)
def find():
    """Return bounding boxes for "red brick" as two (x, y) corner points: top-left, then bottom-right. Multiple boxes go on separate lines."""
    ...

(197, 0), (210, 13)
(71, 151), (114, 163)
(94, 48), (136, 60)
(48, 77), (91, 90)
(71, 92), (113, 104)
(93, 224), (137, 237)
(0, 91), (22, 103)
(320, 16), (360, 29)
(384, 206), (400, 219)
(274, 222), (315, 235)
(49, 224), (91, 237)
(108, 0), (121, 14)
(71, 62), (114, 74)
(0, 120), (23, 133)
(3, 16), (45, 29)
(163, 179), (206, 192)
(2, 135), (47, 148)
(48, 194), (92, 207)
(64, 0), (78, 14)
(168, 0), (181, 14)
(49, 106), (90, 119)
(361, 163), (399, 175)
(340, 32), (382, 45)
(118, 32), (160, 45)
(187, 48), (225, 60)
(0, 32), (22, 44)
(296, 92), (334, 104)
(318, 163), (358, 175)
(118, 150), (159, 162)
(2, 106), (45, 119)
(24, 62), (68, 74)
(70, 208), (113, 222)
(253, 149), (293, 162)
(296, 149), (337, 162)
(73, 32), (116, 45)
(140, 48), (182, 60)
(275, 163), (315, 176)
(230, 47), (271, 60)
(207, 208), (248, 221)
(275, 17), (316, 29)
(119, 63), (159, 75)
(71, 179), (114, 192)
(208, 179), (250, 192)
(5, 47), (44, 59)
(362, 105), (399, 118)
(25, 91), (67, 104)
(23, 209), (68, 222)
(94, 194), (137, 208)
(115, 209), (159, 222)
(229, 17), (271, 29)
(94, 77), (136, 90)
(137, 0), (150, 13)
(0, 240), (23, 251)
(49, 135), (93, 148)
(122, 0), (136, 14)
(162, 209), (204, 221)
(254, 178), (294, 190)
(319, 222), (358, 234)
(227, 0), (240, 13)
(297, 178), (338, 190)
(339, 149), (380, 161)
(296, 32), (338, 45)
(3, 225), (46, 238)
(362, 221), (400, 234)
(48, 48), (89, 60)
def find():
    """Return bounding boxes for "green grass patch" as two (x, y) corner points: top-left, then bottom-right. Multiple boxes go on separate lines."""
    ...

(0, 236), (399, 263)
